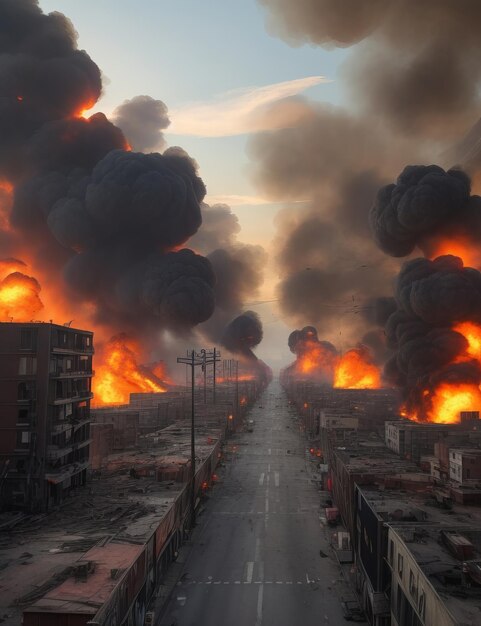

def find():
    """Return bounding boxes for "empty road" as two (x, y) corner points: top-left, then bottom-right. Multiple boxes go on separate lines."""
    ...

(160, 380), (349, 626)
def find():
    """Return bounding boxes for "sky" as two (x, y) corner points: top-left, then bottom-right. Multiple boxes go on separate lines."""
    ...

(38, 0), (348, 371)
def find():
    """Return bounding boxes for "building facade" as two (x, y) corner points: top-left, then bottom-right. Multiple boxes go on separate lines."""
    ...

(0, 322), (94, 511)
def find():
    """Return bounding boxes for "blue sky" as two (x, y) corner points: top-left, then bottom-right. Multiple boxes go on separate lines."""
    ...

(38, 0), (347, 368)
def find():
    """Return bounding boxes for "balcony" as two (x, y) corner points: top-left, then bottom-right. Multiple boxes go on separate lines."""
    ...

(47, 438), (92, 461)
(44, 460), (90, 485)
(50, 369), (95, 379)
(52, 391), (94, 406)
(52, 345), (94, 355)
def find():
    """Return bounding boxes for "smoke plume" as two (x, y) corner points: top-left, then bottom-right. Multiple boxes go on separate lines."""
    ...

(112, 95), (170, 153)
(259, 1), (481, 138)
(0, 0), (221, 393)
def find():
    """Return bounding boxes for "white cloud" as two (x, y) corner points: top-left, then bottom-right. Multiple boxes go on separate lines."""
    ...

(168, 76), (330, 137)
(205, 194), (277, 206)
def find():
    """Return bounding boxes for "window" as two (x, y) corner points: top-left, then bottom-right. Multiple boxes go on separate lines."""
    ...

(409, 570), (417, 600)
(17, 409), (29, 423)
(18, 356), (37, 375)
(20, 328), (37, 350)
(18, 381), (35, 400)
(398, 553), (404, 576)
(389, 540), (394, 565)
(16, 430), (30, 449)
(418, 590), (426, 620)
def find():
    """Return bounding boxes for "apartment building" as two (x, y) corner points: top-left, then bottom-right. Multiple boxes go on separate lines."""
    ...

(0, 322), (94, 511)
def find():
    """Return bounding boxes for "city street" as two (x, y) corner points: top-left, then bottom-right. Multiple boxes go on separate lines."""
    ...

(160, 380), (349, 626)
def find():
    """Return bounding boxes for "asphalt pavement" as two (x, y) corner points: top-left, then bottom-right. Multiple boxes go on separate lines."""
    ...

(160, 380), (349, 626)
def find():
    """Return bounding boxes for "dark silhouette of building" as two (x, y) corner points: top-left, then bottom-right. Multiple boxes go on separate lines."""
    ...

(0, 322), (94, 511)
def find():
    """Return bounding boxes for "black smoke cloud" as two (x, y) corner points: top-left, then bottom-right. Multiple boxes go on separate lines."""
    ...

(0, 0), (217, 342)
(221, 310), (263, 358)
(112, 95), (170, 153)
(188, 203), (267, 344)
(382, 256), (481, 419)
(0, 0), (102, 180)
(370, 165), (481, 259)
(259, 1), (481, 138)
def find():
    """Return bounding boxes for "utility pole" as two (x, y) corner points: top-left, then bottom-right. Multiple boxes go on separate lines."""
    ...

(177, 347), (221, 529)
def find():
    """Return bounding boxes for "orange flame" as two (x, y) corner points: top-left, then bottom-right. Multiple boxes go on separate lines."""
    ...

(453, 321), (481, 361)
(425, 237), (481, 268)
(93, 335), (169, 406)
(333, 347), (381, 389)
(407, 383), (481, 424)
(74, 97), (96, 119)
(0, 267), (43, 321)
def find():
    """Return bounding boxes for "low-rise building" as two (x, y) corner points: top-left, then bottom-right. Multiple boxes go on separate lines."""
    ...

(388, 525), (481, 626)
(449, 448), (481, 484)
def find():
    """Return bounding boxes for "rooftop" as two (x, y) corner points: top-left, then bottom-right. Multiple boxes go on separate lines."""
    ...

(390, 523), (481, 625)
(0, 418), (222, 624)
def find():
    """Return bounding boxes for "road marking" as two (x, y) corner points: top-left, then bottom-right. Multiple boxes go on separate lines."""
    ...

(255, 584), (264, 626)
(255, 537), (261, 561)
(268, 448), (271, 455)
(223, 581), (229, 584)
(259, 473), (265, 486)
(274, 472), (280, 487)
(265, 497), (269, 514)
(234, 581), (241, 584)
(213, 581), (221, 584)
(267, 463), (271, 472)
(246, 561), (254, 583)
(266, 473), (270, 485)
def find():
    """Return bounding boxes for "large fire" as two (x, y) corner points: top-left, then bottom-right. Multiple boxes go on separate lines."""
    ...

(0, 259), (44, 322)
(297, 339), (337, 376)
(333, 346), (381, 390)
(93, 335), (169, 406)
(402, 320), (481, 424)
(405, 383), (481, 425)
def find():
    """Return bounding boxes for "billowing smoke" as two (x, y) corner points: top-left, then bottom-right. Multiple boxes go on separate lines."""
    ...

(221, 310), (272, 383)
(370, 165), (481, 259)
(259, 1), (481, 139)
(0, 0), (220, 395)
(382, 255), (481, 421)
(221, 311), (263, 360)
(251, 1), (481, 367)
(248, 101), (404, 344)
(188, 202), (267, 345)
(112, 95), (170, 153)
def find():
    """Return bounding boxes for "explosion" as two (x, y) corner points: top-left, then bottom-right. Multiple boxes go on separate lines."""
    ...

(285, 326), (338, 383)
(0, 259), (43, 322)
(372, 167), (481, 424)
(333, 346), (381, 390)
(283, 325), (382, 389)
(93, 335), (169, 406)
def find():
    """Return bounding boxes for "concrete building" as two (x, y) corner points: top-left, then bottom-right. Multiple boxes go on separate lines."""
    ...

(388, 525), (481, 626)
(385, 420), (456, 462)
(0, 322), (93, 511)
(449, 448), (481, 484)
